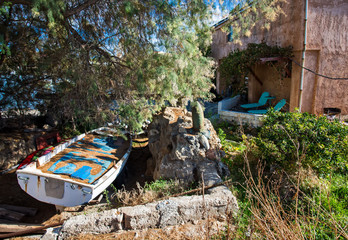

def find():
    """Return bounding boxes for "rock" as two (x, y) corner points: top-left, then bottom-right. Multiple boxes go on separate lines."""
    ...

(156, 200), (182, 228)
(183, 134), (199, 147)
(206, 149), (218, 160)
(178, 127), (187, 133)
(41, 227), (61, 240)
(145, 157), (155, 176)
(121, 204), (159, 230)
(199, 134), (210, 150)
(217, 161), (231, 178)
(58, 209), (123, 239)
(147, 107), (228, 183)
(197, 160), (222, 186)
(149, 129), (159, 136)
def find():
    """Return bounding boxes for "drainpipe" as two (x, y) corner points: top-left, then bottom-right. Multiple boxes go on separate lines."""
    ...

(298, 0), (308, 112)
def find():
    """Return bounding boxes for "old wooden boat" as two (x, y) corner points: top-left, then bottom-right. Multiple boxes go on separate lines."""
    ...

(16, 127), (132, 207)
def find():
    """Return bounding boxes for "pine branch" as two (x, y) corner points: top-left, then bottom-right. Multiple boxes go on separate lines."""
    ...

(1, 0), (32, 6)
(65, 21), (130, 70)
(63, 0), (101, 18)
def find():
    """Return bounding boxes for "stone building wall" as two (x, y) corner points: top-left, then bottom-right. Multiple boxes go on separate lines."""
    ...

(211, 0), (348, 115)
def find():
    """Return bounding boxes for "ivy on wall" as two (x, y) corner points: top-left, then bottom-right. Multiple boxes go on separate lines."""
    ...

(219, 43), (293, 94)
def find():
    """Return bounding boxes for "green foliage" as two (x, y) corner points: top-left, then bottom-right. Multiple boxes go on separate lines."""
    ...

(219, 43), (293, 94)
(252, 110), (348, 175)
(0, 0), (214, 132)
(144, 178), (189, 196)
(144, 179), (174, 193)
(216, 121), (248, 172)
(215, 117), (347, 239)
(104, 189), (111, 206)
(59, 125), (81, 139)
(297, 173), (348, 239)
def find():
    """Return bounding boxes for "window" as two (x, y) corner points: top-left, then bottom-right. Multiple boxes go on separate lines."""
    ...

(227, 25), (233, 42)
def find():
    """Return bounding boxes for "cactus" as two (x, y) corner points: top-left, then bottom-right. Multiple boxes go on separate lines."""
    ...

(192, 101), (205, 133)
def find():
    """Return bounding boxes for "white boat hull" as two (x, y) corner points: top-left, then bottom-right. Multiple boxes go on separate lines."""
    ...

(16, 127), (131, 207)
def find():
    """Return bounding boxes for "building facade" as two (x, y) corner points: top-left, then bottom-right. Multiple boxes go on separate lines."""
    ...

(212, 0), (348, 115)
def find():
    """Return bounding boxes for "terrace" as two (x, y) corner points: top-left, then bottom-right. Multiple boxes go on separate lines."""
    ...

(218, 95), (265, 127)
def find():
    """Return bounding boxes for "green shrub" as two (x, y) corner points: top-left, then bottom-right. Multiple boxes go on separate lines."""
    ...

(298, 173), (348, 239)
(252, 110), (348, 175)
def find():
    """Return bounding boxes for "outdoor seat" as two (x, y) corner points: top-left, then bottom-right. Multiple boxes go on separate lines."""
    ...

(248, 99), (287, 114)
(240, 92), (275, 109)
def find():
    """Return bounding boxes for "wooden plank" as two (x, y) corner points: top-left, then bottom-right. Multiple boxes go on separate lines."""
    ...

(0, 223), (44, 233)
(0, 204), (38, 217)
(260, 56), (285, 62)
(0, 222), (62, 238)
(248, 67), (263, 86)
(0, 208), (25, 222)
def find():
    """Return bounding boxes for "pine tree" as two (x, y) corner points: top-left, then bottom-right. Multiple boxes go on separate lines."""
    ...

(0, 0), (285, 132)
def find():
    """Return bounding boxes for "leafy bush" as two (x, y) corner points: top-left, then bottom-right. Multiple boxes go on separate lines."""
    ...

(215, 116), (347, 239)
(252, 110), (348, 175)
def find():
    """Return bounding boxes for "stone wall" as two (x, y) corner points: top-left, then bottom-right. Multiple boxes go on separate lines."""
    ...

(146, 107), (229, 185)
(57, 186), (238, 239)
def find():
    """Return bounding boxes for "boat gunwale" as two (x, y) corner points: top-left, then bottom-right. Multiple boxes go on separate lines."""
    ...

(17, 127), (132, 189)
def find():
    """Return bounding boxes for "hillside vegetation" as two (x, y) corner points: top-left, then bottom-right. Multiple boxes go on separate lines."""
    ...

(215, 110), (348, 239)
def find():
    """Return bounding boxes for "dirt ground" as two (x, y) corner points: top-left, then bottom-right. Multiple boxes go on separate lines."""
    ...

(0, 136), (152, 228)
(0, 172), (57, 225)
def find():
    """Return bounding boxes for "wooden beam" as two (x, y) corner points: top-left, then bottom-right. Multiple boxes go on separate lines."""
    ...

(0, 222), (63, 239)
(260, 57), (285, 63)
(0, 223), (44, 233)
(248, 68), (263, 86)
(0, 208), (25, 222)
(0, 205), (38, 217)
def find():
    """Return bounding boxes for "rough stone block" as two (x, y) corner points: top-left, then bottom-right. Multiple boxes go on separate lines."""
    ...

(58, 209), (123, 239)
(120, 204), (159, 230)
(156, 199), (183, 227)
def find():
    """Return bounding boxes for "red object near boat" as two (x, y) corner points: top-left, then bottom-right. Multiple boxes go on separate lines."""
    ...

(18, 132), (64, 170)
(36, 131), (61, 150)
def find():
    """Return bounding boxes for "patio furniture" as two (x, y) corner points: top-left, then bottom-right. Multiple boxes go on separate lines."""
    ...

(248, 99), (287, 114)
(240, 92), (275, 109)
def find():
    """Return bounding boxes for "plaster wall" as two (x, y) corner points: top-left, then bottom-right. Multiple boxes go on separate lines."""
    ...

(212, 0), (348, 115)
(305, 0), (348, 114)
(211, 0), (304, 61)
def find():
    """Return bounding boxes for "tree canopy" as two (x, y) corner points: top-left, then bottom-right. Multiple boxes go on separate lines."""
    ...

(1, 0), (215, 131)
(0, 0), (286, 132)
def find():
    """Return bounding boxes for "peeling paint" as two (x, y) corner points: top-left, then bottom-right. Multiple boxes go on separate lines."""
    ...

(37, 176), (41, 191)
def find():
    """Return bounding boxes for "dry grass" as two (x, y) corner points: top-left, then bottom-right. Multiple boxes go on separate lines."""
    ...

(244, 165), (304, 239)
(71, 219), (228, 240)
(111, 180), (192, 207)
(236, 156), (348, 240)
